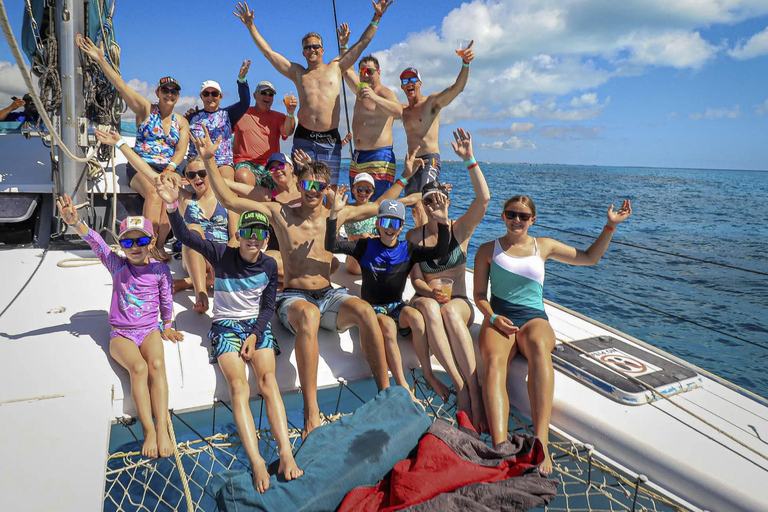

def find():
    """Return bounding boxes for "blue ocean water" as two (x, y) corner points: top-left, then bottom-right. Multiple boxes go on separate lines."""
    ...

(343, 161), (768, 399)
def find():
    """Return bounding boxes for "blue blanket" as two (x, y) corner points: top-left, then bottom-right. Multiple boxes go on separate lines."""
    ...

(209, 386), (432, 511)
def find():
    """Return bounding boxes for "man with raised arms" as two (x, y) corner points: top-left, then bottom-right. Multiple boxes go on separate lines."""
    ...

(234, 0), (394, 187)
(400, 43), (475, 223)
(192, 126), (417, 436)
(338, 31), (403, 200)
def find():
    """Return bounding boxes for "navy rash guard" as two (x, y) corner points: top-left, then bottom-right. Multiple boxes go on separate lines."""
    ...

(325, 217), (450, 305)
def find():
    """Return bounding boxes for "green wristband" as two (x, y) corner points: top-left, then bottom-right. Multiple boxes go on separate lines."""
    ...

(463, 157), (476, 166)
(490, 314), (499, 326)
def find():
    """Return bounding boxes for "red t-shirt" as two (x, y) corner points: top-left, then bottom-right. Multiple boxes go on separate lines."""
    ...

(233, 107), (288, 165)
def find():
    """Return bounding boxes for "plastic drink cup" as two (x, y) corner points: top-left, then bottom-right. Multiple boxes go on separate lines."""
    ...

(434, 278), (454, 304)
(455, 38), (471, 57)
(357, 82), (370, 98)
(283, 91), (296, 108)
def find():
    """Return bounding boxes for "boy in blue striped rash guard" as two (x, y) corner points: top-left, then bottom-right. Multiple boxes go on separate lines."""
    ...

(156, 177), (302, 493)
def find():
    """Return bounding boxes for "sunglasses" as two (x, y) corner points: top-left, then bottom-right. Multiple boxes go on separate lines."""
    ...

(238, 227), (269, 240)
(354, 186), (374, 194)
(300, 180), (328, 193)
(378, 217), (403, 230)
(268, 163), (285, 172)
(202, 90), (221, 98)
(303, 44), (322, 51)
(160, 87), (180, 95)
(504, 211), (532, 221)
(360, 68), (377, 77)
(401, 77), (420, 85)
(119, 236), (152, 249)
(259, 91), (275, 97)
(185, 170), (207, 179)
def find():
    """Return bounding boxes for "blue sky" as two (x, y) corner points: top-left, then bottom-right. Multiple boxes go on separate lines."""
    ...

(1, 0), (767, 170)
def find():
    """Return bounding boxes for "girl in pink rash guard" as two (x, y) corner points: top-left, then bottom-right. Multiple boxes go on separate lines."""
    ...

(57, 195), (183, 459)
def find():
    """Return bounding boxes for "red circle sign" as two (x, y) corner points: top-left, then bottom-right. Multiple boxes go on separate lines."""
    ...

(600, 354), (648, 374)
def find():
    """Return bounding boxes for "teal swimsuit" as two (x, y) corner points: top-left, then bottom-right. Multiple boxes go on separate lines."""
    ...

(489, 238), (549, 327)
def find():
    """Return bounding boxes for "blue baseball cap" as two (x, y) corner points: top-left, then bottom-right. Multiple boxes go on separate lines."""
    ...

(266, 152), (293, 167)
(378, 199), (406, 221)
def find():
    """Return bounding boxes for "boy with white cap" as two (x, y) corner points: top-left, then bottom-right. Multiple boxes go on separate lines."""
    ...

(326, 191), (450, 395)
(56, 195), (182, 460)
(233, 80), (298, 191)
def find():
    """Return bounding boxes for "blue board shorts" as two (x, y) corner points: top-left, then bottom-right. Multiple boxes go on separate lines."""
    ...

(371, 301), (412, 337)
(292, 123), (342, 186)
(403, 153), (440, 195)
(207, 319), (279, 364)
(349, 146), (396, 201)
(276, 286), (355, 334)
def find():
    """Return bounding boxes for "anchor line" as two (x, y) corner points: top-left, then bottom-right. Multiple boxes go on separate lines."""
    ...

(547, 271), (768, 352)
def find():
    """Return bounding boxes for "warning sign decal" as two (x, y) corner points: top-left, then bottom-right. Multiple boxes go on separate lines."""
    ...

(581, 347), (661, 377)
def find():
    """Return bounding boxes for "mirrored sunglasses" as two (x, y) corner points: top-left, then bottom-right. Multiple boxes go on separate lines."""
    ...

(119, 236), (152, 249)
(401, 76), (419, 85)
(238, 227), (269, 240)
(202, 90), (220, 98)
(268, 163), (285, 172)
(360, 67), (377, 77)
(378, 217), (403, 230)
(303, 44), (322, 51)
(185, 170), (207, 179)
(300, 180), (328, 193)
(503, 210), (532, 221)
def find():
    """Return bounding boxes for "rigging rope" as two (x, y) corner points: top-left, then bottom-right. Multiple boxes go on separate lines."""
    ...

(331, 0), (354, 158)
(547, 271), (768, 351)
(537, 223), (768, 277)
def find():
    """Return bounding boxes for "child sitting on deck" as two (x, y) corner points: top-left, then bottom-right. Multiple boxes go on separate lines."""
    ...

(325, 191), (450, 396)
(154, 177), (303, 493)
(56, 195), (183, 459)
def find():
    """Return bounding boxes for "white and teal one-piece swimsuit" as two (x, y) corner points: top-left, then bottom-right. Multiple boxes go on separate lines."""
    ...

(489, 238), (549, 326)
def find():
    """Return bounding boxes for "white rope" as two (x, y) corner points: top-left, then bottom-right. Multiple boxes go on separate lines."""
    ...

(0, 0), (100, 164)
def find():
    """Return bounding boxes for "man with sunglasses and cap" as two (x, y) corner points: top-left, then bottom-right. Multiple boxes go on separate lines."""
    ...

(192, 124), (420, 437)
(157, 180), (304, 492)
(233, 81), (297, 192)
(400, 42), (475, 224)
(234, 0), (394, 188)
(186, 60), (253, 181)
(326, 191), (450, 396)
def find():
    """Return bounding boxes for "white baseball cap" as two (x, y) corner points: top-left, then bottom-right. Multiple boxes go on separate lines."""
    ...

(353, 173), (375, 186)
(200, 80), (222, 94)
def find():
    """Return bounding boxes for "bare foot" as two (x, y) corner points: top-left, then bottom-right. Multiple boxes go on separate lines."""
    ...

(456, 386), (472, 417)
(152, 246), (172, 262)
(141, 429), (158, 458)
(157, 428), (174, 458)
(302, 411), (322, 440)
(424, 372), (451, 402)
(538, 447), (554, 476)
(278, 452), (304, 481)
(252, 460), (271, 494)
(173, 277), (192, 294)
(193, 292), (209, 313)
(469, 389), (488, 433)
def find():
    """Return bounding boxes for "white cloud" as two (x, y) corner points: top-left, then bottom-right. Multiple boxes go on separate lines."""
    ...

(728, 25), (768, 60)
(477, 122), (536, 137)
(755, 99), (768, 116)
(615, 31), (718, 69)
(494, 95), (610, 122)
(540, 125), (605, 140)
(0, 61), (31, 109)
(689, 105), (742, 120)
(479, 136), (537, 151)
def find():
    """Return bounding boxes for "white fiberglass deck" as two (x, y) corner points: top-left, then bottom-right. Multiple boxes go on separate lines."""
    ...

(1, 247), (767, 511)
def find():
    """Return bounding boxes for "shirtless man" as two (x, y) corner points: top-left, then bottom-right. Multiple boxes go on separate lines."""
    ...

(340, 47), (402, 201)
(234, 0), (394, 187)
(193, 126), (415, 436)
(401, 42), (475, 223)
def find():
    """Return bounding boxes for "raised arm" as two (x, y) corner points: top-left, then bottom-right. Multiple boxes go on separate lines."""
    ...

(0, 97), (25, 121)
(234, 3), (300, 79)
(337, 0), (394, 71)
(77, 35), (151, 121)
(541, 200), (632, 266)
(451, 129), (490, 242)
(194, 125), (274, 218)
(95, 129), (182, 187)
(281, 96), (297, 137)
(337, 24), (360, 91)
(432, 42), (474, 109)
(226, 60), (253, 126)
